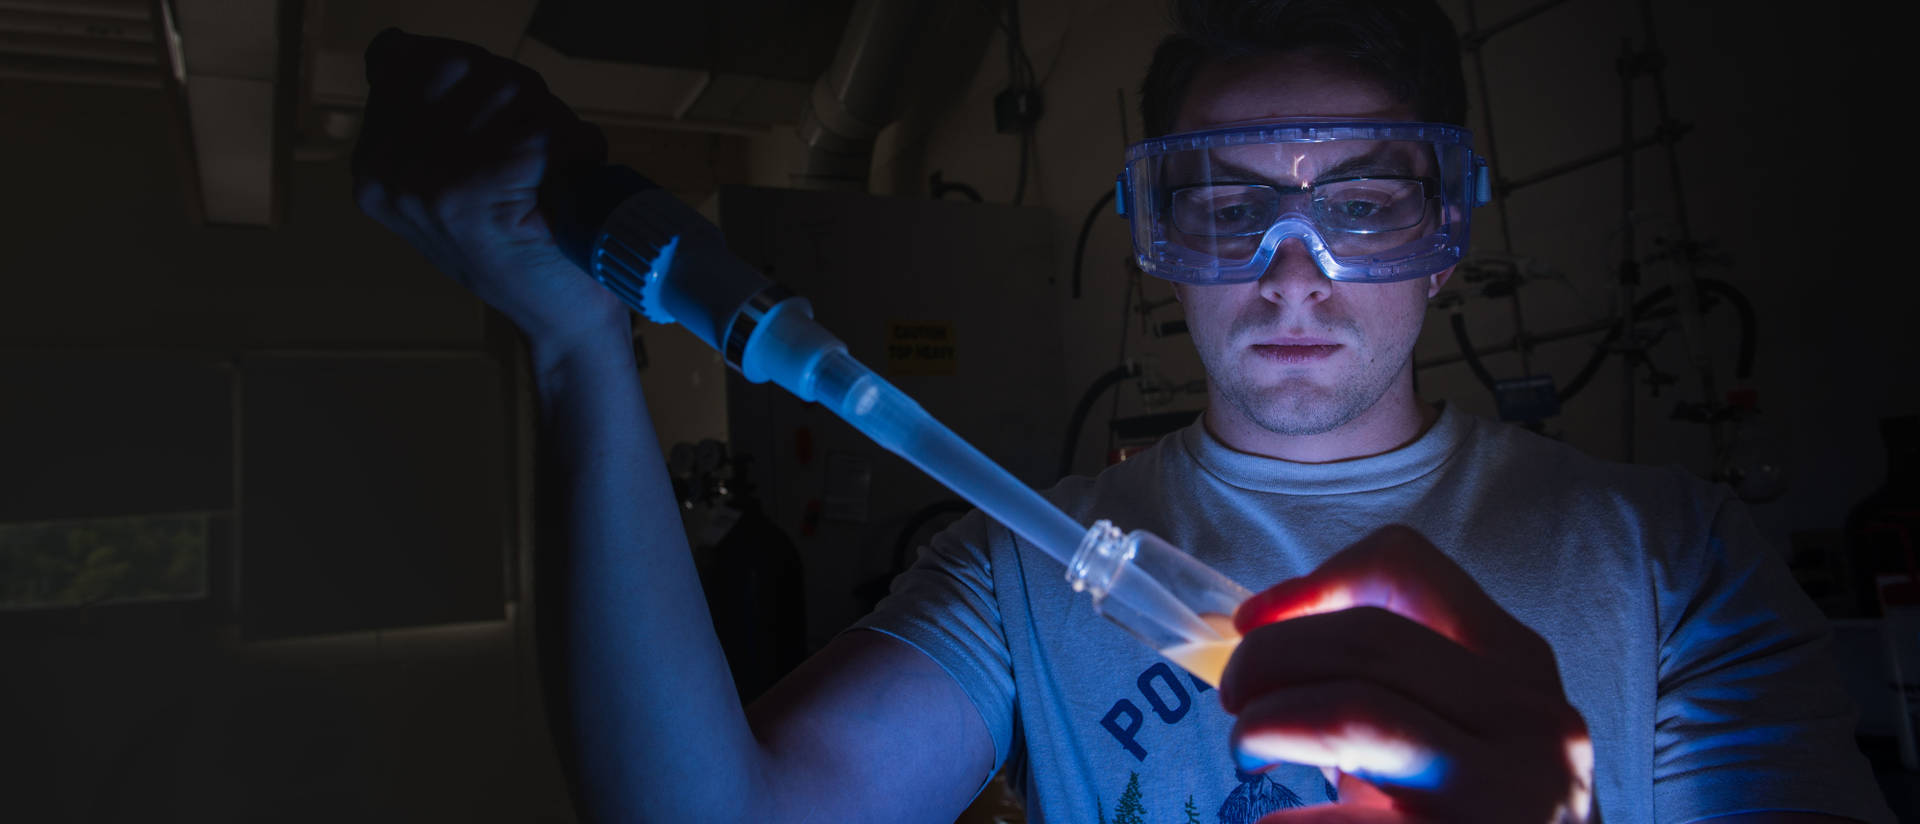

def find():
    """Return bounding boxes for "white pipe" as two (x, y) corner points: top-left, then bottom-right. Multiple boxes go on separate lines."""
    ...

(792, 0), (926, 190)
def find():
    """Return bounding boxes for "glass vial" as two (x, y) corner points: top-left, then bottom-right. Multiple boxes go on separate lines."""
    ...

(1067, 520), (1254, 686)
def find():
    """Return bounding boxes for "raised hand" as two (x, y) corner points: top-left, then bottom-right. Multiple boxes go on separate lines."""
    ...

(351, 28), (627, 358)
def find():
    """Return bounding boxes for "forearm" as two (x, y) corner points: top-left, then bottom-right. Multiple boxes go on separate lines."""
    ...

(530, 332), (767, 821)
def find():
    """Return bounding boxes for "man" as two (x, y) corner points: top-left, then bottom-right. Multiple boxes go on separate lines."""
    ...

(352, 0), (1892, 821)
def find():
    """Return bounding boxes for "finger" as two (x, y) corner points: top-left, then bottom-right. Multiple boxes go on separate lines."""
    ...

(463, 83), (554, 162)
(1331, 770), (1396, 809)
(351, 175), (393, 224)
(416, 62), (503, 136)
(1231, 680), (1473, 796)
(1234, 680), (1594, 823)
(434, 55), (550, 137)
(1233, 525), (1561, 688)
(1216, 607), (1543, 736)
(1253, 806), (1413, 824)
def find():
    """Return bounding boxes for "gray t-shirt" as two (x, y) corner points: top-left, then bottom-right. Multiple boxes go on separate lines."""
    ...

(854, 404), (1893, 823)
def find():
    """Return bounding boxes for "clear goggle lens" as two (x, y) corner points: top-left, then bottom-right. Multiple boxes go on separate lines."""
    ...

(1119, 121), (1488, 284)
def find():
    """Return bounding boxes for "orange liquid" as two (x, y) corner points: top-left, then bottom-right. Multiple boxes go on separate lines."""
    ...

(1157, 612), (1241, 688)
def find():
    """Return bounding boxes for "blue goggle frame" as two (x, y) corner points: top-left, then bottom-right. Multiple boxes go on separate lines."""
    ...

(1115, 119), (1492, 285)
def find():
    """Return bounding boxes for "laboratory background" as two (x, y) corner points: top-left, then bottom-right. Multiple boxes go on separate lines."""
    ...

(1, 0), (1914, 821)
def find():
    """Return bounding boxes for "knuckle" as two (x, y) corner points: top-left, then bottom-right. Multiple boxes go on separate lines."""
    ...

(1344, 605), (1408, 639)
(351, 179), (386, 215)
(1323, 678), (1386, 716)
(1554, 702), (1590, 739)
(425, 190), (465, 224)
(389, 188), (428, 221)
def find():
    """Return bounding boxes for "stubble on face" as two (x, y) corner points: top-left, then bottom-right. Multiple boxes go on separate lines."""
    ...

(1193, 293), (1420, 438)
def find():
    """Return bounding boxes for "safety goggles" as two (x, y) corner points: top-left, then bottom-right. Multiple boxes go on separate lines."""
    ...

(1117, 119), (1492, 284)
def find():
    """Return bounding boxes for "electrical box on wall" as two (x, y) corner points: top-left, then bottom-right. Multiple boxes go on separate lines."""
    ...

(717, 186), (1062, 649)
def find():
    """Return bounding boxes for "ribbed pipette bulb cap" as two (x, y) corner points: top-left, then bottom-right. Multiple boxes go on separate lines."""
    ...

(1067, 520), (1131, 598)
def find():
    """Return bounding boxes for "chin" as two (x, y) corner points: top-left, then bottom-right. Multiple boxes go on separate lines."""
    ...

(1239, 384), (1362, 437)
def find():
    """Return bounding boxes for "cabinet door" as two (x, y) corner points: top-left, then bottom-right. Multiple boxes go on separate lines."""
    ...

(240, 355), (507, 640)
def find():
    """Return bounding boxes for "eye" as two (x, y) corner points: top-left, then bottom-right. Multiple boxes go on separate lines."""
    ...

(1316, 178), (1425, 231)
(1333, 198), (1384, 219)
(1171, 185), (1277, 237)
(1215, 202), (1254, 222)
(1207, 197), (1272, 231)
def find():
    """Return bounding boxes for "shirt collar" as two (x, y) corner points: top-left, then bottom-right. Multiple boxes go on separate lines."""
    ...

(1179, 402), (1470, 495)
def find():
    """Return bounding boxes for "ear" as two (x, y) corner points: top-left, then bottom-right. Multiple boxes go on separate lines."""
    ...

(1425, 265), (1456, 299)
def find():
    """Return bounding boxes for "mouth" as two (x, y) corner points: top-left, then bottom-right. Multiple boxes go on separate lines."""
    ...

(1249, 337), (1342, 364)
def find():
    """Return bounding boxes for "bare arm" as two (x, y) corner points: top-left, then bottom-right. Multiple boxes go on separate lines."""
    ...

(533, 337), (993, 821)
(354, 30), (993, 822)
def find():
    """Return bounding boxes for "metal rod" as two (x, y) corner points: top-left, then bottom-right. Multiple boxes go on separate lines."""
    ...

(1418, 299), (1687, 372)
(0, 62), (159, 87)
(1463, 0), (1514, 255)
(1461, 0), (1530, 375)
(1638, 0), (1724, 464)
(1416, 315), (1621, 371)
(0, 344), (492, 357)
(1496, 124), (1685, 195)
(0, 1), (149, 21)
(0, 8), (155, 40)
(1458, 0), (1578, 51)
(1618, 37), (1638, 463)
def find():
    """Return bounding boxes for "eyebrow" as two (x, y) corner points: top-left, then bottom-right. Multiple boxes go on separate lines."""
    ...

(1199, 147), (1422, 186)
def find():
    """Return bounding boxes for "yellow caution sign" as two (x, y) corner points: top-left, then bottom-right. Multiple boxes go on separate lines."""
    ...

(885, 320), (957, 376)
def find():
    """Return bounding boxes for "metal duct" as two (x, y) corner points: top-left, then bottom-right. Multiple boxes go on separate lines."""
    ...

(0, 1), (163, 89)
(791, 0), (926, 191)
(158, 0), (296, 226)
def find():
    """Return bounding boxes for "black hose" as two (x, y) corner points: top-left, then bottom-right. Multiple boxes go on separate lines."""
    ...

(1072, 188), (1117, 299)
(929, 171), (983, 202)
(1697, 278), (1756, 380)
(1555, 326), (1617, 402)
(1450, 276), (1757, 407)
(1012, 131), (1029, 205)
(1060, 363), (1139, 478)
(1569, 278), (1755, 398)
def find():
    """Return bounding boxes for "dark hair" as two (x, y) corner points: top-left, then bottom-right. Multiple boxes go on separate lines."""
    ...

(1139, 0), (1468, 137)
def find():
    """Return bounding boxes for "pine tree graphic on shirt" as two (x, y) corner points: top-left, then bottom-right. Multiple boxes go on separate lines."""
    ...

(1216, 772), (1307, 823)
(1112, 772), (1147, 824)
(1185, 794), (1201, 824)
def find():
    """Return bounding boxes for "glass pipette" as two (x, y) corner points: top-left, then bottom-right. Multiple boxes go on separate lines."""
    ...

(561, 169), (1252, 685)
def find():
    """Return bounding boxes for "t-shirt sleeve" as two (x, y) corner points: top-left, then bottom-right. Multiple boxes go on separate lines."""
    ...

(849, 509), (1016, 778)
(1652, 491), (1895, 823)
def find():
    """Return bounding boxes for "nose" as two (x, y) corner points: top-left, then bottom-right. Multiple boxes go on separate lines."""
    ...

(1256, 237), (1333, 307)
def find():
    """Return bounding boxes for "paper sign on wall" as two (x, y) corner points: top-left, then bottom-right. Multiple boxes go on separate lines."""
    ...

(885, 321), (957, 376)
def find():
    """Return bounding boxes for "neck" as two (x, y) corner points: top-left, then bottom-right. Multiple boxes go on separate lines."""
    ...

(1203, 369), (1438, 464)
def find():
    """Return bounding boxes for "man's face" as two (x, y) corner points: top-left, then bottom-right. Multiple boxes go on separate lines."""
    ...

(1172, 52), (1452, 439)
